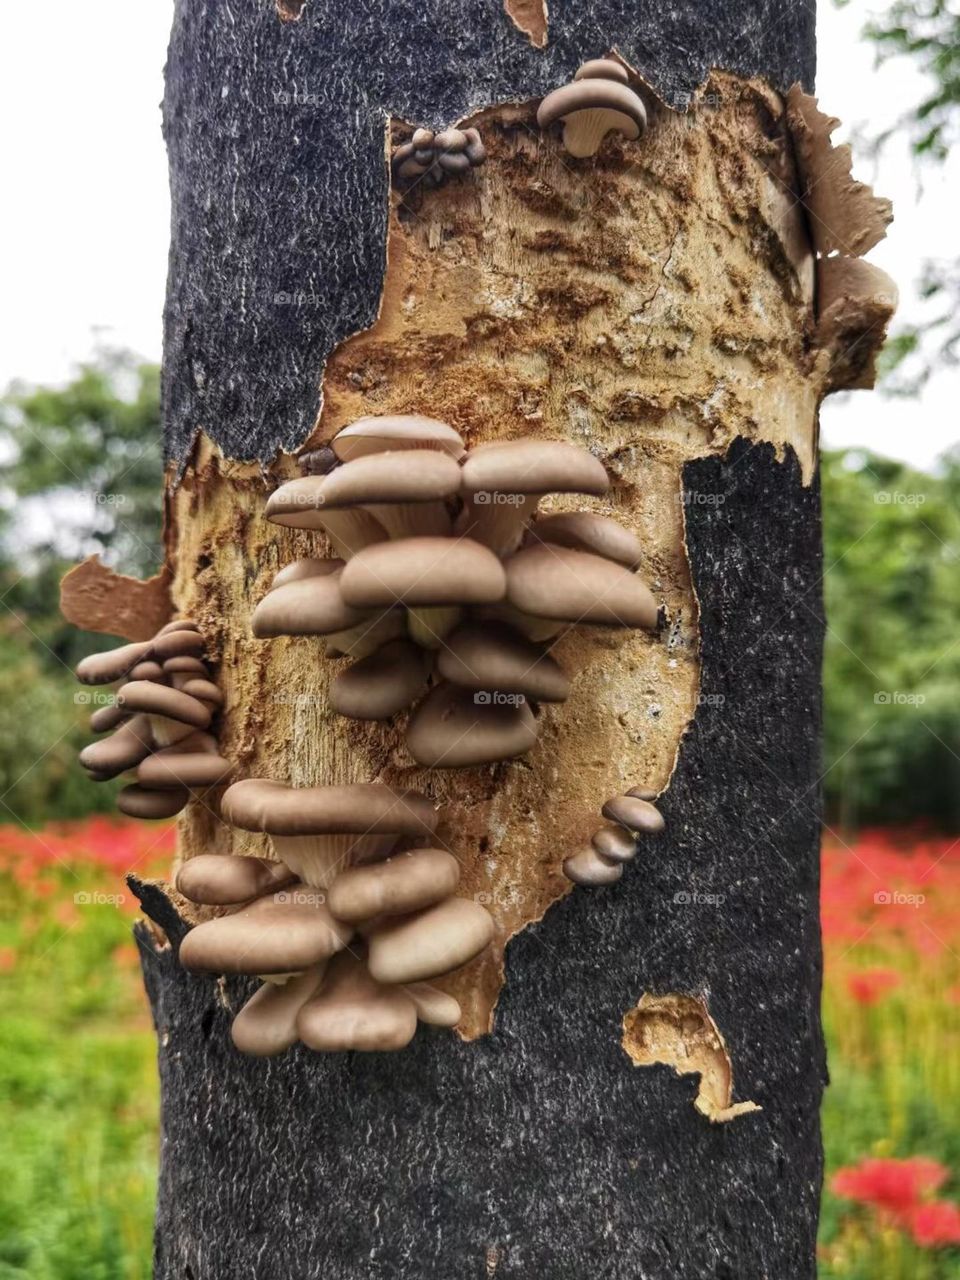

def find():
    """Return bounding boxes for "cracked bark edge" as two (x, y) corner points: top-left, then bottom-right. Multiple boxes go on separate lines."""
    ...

(622, 992), (761, 1123)
(59, 556), (173, 641)
(785, 85), (894, 259)
(504, 0), (548, 49)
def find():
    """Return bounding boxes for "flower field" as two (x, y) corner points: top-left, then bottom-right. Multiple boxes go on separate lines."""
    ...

(0, 818), (957, 1276)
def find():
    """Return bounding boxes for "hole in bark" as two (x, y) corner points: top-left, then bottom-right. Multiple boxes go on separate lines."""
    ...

(200, 1007), (216, 1039)
(275, 0), (306, 20)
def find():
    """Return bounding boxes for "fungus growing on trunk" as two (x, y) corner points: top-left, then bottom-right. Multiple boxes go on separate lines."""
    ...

(391, 127), (486, 191)
(537, 59), (648, 158)
(74, 620), (232, 820)
(563, 790), (664, 886)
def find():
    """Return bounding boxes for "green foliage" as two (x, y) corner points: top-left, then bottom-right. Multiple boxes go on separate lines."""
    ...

(843, 0), (960, 389)
(0, 351), (163, 825)
(822, 447), (960, 827)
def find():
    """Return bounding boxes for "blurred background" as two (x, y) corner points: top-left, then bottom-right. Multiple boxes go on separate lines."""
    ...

(0, 2), (958, 1276)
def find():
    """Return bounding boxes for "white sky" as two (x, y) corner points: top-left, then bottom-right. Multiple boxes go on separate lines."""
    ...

(0, 1), (956, 471)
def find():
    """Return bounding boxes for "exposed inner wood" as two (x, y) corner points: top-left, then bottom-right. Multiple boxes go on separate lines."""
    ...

(621, 991), (760, 1122)
(161, 74), (841, 1039)
(503, 0), (548, 49)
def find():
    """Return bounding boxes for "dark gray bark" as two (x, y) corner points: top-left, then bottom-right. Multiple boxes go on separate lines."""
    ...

(144, 3), (825, 1276)
(135, 441), (825, 1280)
(162, 0), (815, 465)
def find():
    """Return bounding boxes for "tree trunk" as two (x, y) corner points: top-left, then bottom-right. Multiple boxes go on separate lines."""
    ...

(130, 1), (841, 1275)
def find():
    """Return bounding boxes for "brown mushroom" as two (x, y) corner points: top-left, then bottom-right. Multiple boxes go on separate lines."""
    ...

(76, 640), (152, 686)
(231, 966), (327, 1057)
(265, 476), (388, 559)
(117, 784), (191, 819)
(537, 69), (647, 158)
(327, 848), (460, 923)
(178, 886), (352, 975)
(271, 557), (344, 589)
(459, 439), (610, 555)
(506, 545), (658, 630)
(366, 897), (495, 984)
(251, 569), (367, 639)
(296, 951), (418, 1053)
(436, 622), (570, 703)
(329, 639), (432, 720)
(528, 511), (643, 570)
(601, 794), (665, 834)
(221, 779), (439, 889)
(331, 414), (465, 462)
(79, 714), (154, 779)
(114, 680), (212, 747)
(591, 824), (637, 863)
(405, 682), (538, 767)
(318, 450), (461, 540)
(176, 853), (297, 905)
(563, 844), (623, 886)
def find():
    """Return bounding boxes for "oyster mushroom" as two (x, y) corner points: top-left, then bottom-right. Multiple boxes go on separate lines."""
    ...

(366, 896), (495, 985)
(220, 779), (439, 890)
(317, 449), (462, 540)
(252, 568), (405, 659)
(563, 844), (623, 886)
(331, 414), (465, 463)
(327, 847), (461, 923)
(265, 475), (388, 560)
(340, 535), (506, 649)
(437, 621), (571, 703)
(527, 511), (643, 570)
(231, 966), (327, 1058)
(506, 545), (658, 630)
(176, 853), (297, 905)
(329, 638), (432, 721)
(458, 439), (610, 556)
(297, 950), (419, 1053)
(537, 60), (647, 158)
(405, 682), (538, 767)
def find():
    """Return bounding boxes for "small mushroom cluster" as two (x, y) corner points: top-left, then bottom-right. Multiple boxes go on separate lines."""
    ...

(75, 620), (232, 819)
(175, 781), (494, 1054)
(563, 788), (664, 886)
(391, 126), (486, 189)
(259, 414), (659, 769)
(537, 58), (648, 158)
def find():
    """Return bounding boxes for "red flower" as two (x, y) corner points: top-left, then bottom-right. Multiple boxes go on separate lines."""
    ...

(832, 1157), (948, 1217)
(908, 1201), (960, 1247)
(847, 968), (901, 1005)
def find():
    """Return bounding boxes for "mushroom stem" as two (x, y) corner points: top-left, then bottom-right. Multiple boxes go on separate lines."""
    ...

(270, 832), (401, 889)
(325, 607), (406, 659)
(147, 714), (196, 748)
(456, 494), (537, 556)
(366, 502), (452, 541)
(407, 605), (462, 649)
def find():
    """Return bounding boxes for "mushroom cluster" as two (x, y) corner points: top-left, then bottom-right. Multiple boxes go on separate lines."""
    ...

(391, 126), (486, 189)
(563, 788), (664, 886)
(537, 58), (648, 158)
(75, 619), (232, 819)
(175, 781), (493, 1054)
(260, 414), (659, 769)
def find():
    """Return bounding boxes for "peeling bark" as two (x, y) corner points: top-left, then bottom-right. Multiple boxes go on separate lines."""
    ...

(60, 556), (172, 642)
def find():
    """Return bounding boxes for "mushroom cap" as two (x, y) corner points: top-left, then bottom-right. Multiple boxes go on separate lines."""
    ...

(176, 854), (296, 906)
(117, 784), (190, 819)
(574, 58), (630, 84)
(329, 639), (432, 720)
(221, 779), (439, 839)
(506, 545), (658, 629)
(265, 478), (389, 546)
(461, 439), (609, 499)
(138, 749), (233, 790)
(536, 79), (647, 137)
(156, 618), (200, 636)
(129, 660), (165, 682)
(405, 682), (538, 768)
(331, 414), (464, 462)
(563, 844), (623, 886)
(340, 537), (506, 609)
(438, 152), (471, 174)
(601, 794), (665, 834)
(162, 655), (208, 676)
(318, 450), (462, 510)
(178, 887), (353, 975)
(89, 701), (131, 734)
(627, 785), (658, 801)
(367, 897), (495, 984)
(406, 982), (462, 1027)
(591, 823), (637, 863)
(251, 571), (367, 638)
(434, 128), (467, 151)
(79, 714), (155, 778)
(152, 629), (206, 661)
(115, 681), (212, 729)
(296, 952), (418, 1053)
(437, 622), (570, 702)
(231, 967), (326, 1057)
(271, 557), (344, 589)
(327, 848), (460, 923)
(529, 511), (643, 570)
(180, 678), (224, 707)
(76, 640), (152, 686)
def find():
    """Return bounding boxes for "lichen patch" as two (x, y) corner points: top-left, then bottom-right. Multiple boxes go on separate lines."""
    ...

(622, 992), (761, 1123)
